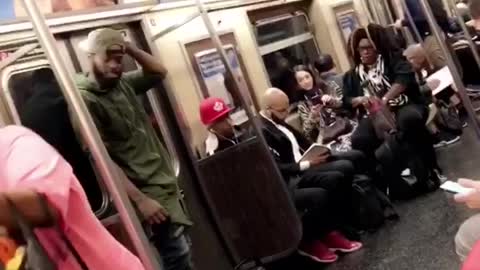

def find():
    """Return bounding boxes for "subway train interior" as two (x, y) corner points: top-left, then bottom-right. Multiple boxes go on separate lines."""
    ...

(4, 0), (480, 269)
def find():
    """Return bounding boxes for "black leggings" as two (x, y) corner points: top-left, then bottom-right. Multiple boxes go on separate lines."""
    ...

(351, 103), (439, 180)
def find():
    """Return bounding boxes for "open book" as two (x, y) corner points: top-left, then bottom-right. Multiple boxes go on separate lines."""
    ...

(426, 66), (453, 95)
(300, 143), (330, 162)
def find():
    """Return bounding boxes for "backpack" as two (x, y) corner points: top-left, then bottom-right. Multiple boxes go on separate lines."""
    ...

(435, 100), (463, 135)
(350, 175), (398, 232)
(375, 135), (435, 200)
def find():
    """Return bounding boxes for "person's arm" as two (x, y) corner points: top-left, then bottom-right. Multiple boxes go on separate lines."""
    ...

(383, 83), (407, 102)
(126, 43), (167, 78)
(122, 43), (168, 95)
(0, 128), (77, 231)
(383, 54), (414, 102)
(0, 191), (56, 230)
(112, 163), (168, 224)
(298, 102), (320, 142)
(323, 82), (343, 108)
(455, 178), (480, 209)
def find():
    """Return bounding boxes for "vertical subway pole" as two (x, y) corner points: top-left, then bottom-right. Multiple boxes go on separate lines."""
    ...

(194, 0), (270, 150)
(400, 0), (424, 43)
(20, 1), (162, 269)
(450, 2), (480, 76)
(418, 0), (480, 139)
(194, 0), (298, 211)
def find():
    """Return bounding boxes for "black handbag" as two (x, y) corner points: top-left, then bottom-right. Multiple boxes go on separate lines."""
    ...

(5, 194), (88, 270)
(435, 100), (463, 133)
(322, 117), (353, 144)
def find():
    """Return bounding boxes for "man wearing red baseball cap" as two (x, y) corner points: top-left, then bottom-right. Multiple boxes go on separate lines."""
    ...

(199, 97), (244, 156)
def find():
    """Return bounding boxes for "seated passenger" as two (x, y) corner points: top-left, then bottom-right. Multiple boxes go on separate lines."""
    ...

(343, 24), (439, 192)
(403, 44), (461, 149)
(454, 178), (480, 261)
(199, 97), (245, 155)
(20, 69), (103, 211)
(293, 65), (357, 152)
(259, 88), (362, 263)
(0, 126), (144, 270)
(314, 54), (344, 93)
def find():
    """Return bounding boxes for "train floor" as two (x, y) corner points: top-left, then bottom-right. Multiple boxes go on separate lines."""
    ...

(267, 125), (480, 270)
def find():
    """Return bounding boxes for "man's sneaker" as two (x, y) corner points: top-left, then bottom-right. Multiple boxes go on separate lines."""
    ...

(433, 131), (460, 149)
(298, 241), (338, 263)
(324, 231), (363, 253)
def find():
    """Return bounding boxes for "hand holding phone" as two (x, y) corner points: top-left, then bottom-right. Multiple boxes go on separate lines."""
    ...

(311, 95), (323, 106)
(453, 178), (480, 209)
(441, 181), (475, 195)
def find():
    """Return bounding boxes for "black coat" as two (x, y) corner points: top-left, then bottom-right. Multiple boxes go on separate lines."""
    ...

(20, 81), (102, 211)
(261, 116), (311, 181)
(342, 51), (425, 118)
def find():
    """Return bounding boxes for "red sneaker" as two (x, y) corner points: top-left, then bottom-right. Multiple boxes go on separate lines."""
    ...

(298, 241), (338, 263)
(324, 231), (363, 253)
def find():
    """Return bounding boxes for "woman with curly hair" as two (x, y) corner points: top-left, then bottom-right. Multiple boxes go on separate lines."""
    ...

(342, 24), (439, 193)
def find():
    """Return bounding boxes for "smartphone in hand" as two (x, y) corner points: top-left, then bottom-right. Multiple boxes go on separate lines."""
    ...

(440, 181), (475, 195)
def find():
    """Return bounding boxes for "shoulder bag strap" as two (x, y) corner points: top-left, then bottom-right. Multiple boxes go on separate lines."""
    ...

(36, 194), (89, 270)
(4, 195), (56, 270)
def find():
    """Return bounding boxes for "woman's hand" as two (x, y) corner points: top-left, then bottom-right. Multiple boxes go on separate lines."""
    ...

(310, 104), (322, 120)
(321, 95), (333, 105)
(454, 178), (480, 209)
(352, 96), (371, 108)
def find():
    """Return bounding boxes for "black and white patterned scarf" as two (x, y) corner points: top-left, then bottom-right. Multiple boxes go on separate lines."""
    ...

(356, 55), (408, 107)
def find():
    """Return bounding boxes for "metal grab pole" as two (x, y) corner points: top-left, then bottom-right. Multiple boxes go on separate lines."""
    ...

(400, 0), (424, 43)
(195, 0), (264, 142)
(361, 0), (375, 23)
(369, 0), (383, 24)
(450, 2), (480, 76)
(21, 1), (162, 269)
(390, 0), (415, 45)
(418, 0), (480, 139)
(382, 0), (396, 28)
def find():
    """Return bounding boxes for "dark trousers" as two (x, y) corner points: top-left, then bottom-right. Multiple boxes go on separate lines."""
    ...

(294, 187), (332, 240)
(294, 151), (363, 241)
(351, 104), (439, 184)
(149, 223), (194, 270)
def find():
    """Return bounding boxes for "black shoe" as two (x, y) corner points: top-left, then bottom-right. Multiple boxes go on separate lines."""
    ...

(433, 131), (460, 149)
(433, 169), (448, 183)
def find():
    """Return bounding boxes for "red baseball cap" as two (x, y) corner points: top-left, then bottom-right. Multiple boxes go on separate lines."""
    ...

(199, 97), (232, 125)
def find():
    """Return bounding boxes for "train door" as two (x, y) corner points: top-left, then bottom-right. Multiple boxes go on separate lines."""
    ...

(0, 42), (111, 217)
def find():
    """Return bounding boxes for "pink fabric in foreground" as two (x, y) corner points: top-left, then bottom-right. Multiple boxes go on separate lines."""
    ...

(0, 125), (144, 270)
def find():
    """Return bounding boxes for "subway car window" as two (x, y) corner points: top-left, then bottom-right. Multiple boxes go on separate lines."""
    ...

(254, 13), (320, 101)
(255, 13), (311, 46)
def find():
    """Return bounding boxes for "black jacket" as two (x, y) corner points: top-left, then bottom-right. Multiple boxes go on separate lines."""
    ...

(342, 52), (425, 117)
(20, 81), (103, 211)
(261, 116), (311, 181)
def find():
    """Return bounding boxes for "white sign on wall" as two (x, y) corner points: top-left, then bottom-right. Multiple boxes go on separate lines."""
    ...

(194, 44), (248, 108)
